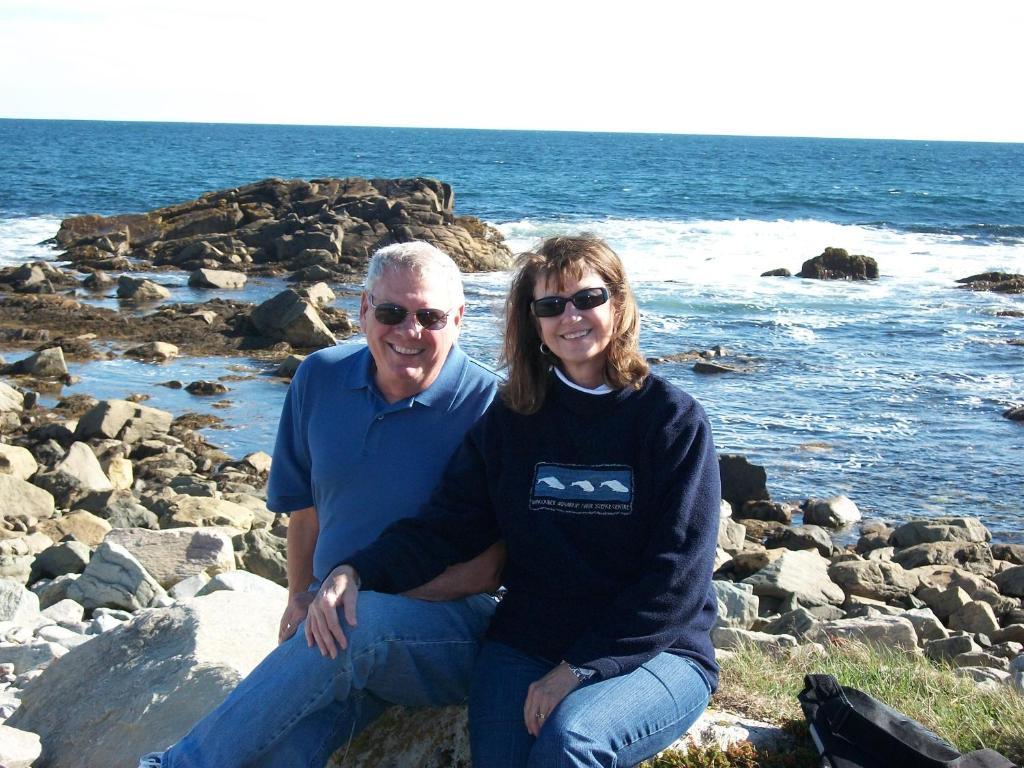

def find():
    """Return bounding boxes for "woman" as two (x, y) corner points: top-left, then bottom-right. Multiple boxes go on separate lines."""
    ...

(320, 234), (721, 766)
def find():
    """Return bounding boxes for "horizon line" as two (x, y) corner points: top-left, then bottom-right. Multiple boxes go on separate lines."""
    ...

(2, 116), (1022, 146)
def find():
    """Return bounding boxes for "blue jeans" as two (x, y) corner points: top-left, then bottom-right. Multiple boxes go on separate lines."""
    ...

(469, 641), (711, 768)
(153, 591), (496, 768)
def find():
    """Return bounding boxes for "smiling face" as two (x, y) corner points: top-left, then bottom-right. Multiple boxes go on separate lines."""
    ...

(533, 269), (616, 389)
(360, 266), (464, 403)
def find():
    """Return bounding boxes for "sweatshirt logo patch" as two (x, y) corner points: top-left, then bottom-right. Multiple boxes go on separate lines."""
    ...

(531, 463), (633, 515)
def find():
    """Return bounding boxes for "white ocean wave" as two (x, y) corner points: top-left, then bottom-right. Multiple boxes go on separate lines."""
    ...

(497, 217), (1024, 288)
(0, 215), (65, 266)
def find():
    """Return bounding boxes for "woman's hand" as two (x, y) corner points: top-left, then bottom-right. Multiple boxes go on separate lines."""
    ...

(304, 564), (360, 658)
(278, 591), (314, 644)
(523, 662), (580, 737)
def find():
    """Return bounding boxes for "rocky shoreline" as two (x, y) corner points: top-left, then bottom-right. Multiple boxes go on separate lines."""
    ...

(0, 178), (1022, 765)
(0, 383), (1022, 765)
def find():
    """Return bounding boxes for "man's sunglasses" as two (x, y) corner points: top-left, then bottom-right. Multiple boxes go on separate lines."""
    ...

(531, 287), (610, 318)
(369, 295), (454, 330)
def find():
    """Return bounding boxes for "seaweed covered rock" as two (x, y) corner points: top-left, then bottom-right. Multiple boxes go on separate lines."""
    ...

(797, 247), (879, 280)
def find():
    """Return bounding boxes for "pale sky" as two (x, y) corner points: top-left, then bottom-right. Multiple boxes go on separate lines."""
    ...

(1, 0), (1022, 143)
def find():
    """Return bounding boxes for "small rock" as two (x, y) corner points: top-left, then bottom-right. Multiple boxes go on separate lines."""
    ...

(760, 268), (791, 277)
(124, 341), (179, 362)
(712, 627), (798, 653)
(0, 723), (42, 768)
(185, 380), (229, 396)
(925, 633), (980, 662)
(116, 276), (170, 301)
(802, 495), (861, 528)
(188, 268), (247, 290)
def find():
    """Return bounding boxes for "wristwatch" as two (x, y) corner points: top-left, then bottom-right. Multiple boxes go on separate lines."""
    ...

(564, 661), (595, 684)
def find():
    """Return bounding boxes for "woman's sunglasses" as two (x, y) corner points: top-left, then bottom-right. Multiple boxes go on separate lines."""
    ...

(369, 295), (454, 330)
(531, 287), (610, 318)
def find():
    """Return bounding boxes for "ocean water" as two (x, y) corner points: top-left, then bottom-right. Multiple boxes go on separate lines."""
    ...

(0, 120), (1021, 542)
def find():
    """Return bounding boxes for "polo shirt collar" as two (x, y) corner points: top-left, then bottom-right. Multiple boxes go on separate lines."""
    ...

(340, 344), (467, 410)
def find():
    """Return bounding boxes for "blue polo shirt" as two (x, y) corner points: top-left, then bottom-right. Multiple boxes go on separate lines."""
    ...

(267, 343), (500, 583)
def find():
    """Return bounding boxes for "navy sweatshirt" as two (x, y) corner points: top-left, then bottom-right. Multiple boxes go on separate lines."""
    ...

(346, 373), (721, 689)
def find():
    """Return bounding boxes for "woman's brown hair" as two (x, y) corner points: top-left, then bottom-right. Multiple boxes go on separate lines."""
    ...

(500, 235), (649, 414)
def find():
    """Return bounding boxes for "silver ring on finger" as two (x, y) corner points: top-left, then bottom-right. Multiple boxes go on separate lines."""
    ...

(535, 712), (545, 720)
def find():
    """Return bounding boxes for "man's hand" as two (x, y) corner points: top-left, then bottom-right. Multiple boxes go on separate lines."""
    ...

(403, 541), (506, 601)
(523, 662), (580, 737)
(304, 564), (360, 659)
(278, 591), (313, 644)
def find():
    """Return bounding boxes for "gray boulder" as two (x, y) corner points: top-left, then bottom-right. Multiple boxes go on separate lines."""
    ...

(808, 616), (919, 652)
(763, 607), (819, 639)
(105, 527), (235, 589)
(0, 474), (55, 520)
(0, 381), (25, 412)
(894, 541), (994, 576)
(717, 517), (746, 555)
(31, 540), (92, 580)
(233, 528), (287, 585)
(188, 268), (247, 290)
(0, 444), (38, 480)
(994, 565), (1024, 598)
(742, 549), (845, 607)
(802, 495), (861, 528)
(67, 541), (167, 611)
(925, 633), (981, 662)
(8, 347), (68, 378)
(249, 289), (335, 349)
(0, 579), (40, 622)
(161, 495), (255, 532)
(713, 580), (759, 630)
(891, 517), (990, 548)
(7, 591), (280, 768)
(195, 571), (287, 600)
(900, 607), (948, 644)
(75, 399), (173, 443)
(948, 600), (1000, 635)
(117, 276), (170, 301)
(124, 341), (179, 361)
(828, 560), (920, 602)
(712, 627), (798, 653)
(765, 524), (834, 557)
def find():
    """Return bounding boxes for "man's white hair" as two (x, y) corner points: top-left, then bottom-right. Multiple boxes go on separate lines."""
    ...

(365, 241), (465, 305)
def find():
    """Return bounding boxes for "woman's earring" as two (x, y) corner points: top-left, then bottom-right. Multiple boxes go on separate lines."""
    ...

(539, 342), (552, 356)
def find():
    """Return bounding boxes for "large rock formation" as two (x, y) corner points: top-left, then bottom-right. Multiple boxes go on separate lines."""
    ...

(54, 177), (512, 278)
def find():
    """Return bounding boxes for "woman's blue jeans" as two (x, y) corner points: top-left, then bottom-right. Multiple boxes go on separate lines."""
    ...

(469, 641), (711, 768)
(153, 591), (496, 768)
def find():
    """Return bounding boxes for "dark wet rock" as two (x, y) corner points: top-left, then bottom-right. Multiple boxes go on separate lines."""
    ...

(797, 247), (879, 280)
(55, 177), (512, 277)
(997, 309), (1024, 318)
(1003, 405), (1024, 421)
(718, 454), (769, 513)
(735, 500), (794, 524)
(274, 354), (305, 378)
(761, 268), (791, 277)
(693, 361), (738, 374)
(956, 272), (1024, 294)
(739, 519), (789, 545)
(855, 522), (895, 554)
(124, 341), (178, 362)
(185, 381), (229, 396)
(992, 543), (1024, 565)
(81, 270), (115, 290)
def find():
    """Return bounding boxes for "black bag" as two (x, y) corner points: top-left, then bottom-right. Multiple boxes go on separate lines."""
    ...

(798, 674), (1017, 768)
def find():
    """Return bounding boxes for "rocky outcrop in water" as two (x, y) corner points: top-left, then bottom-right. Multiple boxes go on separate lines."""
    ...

(797, 247), (879, 280)
(956, 272), (1024, 294)
(53, 177), (512, 279)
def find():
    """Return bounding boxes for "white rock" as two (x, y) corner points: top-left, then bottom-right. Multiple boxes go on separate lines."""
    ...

(106, 456), (134, 490)
(671, 708), (793, 753)
(0, 580), (39, 623)
(40, 599), (85, 626)
(54, 442), (114, 493)
(7, 591), (281, 767)
(124, 341), (179, 361)
(0, 475), (55, 521)
(713, 580), (759, 629)
(0, 640), (67, 674)
(169, 573), (211, 599)
(0, 382), (25, 413)
(802, 495), (862, 528)
(67, 542), (167, 611)
(195, 571), (287, 600)
(162, 495), (255, 532)
(0, 723), (42, 767)
(0, 445), (38, 481)
(742, 549), (845, 607)
(711, 627), (799, 653)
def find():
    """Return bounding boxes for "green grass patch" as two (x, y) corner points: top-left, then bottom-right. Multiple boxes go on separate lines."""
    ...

(647, 640), (1024, 767)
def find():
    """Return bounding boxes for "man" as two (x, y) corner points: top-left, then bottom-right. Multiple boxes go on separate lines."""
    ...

(141, 241), (504, 767)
